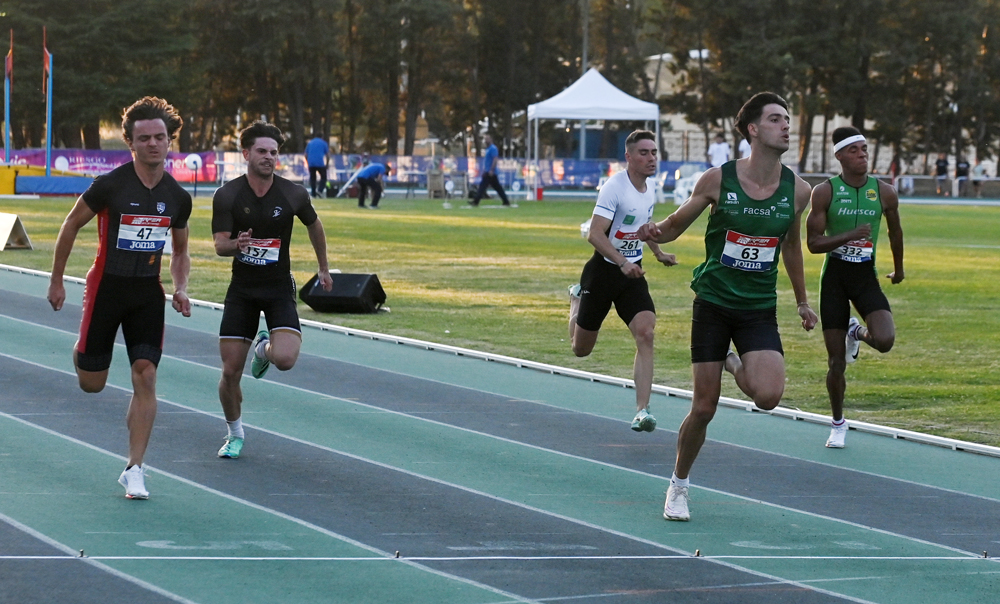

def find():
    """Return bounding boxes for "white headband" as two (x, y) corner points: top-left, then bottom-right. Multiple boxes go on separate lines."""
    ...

(834, 134), (866, 152)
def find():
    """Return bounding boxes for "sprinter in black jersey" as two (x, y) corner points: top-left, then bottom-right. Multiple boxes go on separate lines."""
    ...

(48, 97), (192, 500)
(212, 121), (333, 460)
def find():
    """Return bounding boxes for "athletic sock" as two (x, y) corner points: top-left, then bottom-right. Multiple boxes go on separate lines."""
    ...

(832, 418), (846, 427)
(670, 474), (690, 488)
(227, 418), (245, 440)
(254, 337), (268, 359)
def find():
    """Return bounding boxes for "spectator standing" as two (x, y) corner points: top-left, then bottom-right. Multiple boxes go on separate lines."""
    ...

(971, 159), (988, 198)
(955, 157), (970, 197)
(470, 134), (510, 207)
(934, 153), (949, 196)
(706, 133), (731, 168)
(305, 134), (330, 198)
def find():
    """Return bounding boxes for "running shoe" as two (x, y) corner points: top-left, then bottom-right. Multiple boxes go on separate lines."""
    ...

(826, 422), (848, 448)
(250, 330), (270, 379)
(663, 484), (690, 521)
(118, 465), (149, 500)
(568, 283), (581, 298)
(845, 317), (861, 364)
(218, 435), (244, 459)
(631, 408), (657, 432)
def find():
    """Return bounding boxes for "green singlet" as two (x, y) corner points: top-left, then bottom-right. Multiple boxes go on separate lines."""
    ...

(691, 160), (796, 310)
(821, 175), (882, 270)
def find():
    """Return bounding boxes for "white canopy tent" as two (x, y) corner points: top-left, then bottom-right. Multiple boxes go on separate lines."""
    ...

(526, 68), (660, 196)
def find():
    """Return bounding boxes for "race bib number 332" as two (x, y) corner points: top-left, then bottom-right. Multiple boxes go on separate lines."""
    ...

(117, 215), (171, 252)
(721, 230), (779, 272)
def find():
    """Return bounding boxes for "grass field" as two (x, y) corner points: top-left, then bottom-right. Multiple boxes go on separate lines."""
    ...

(3, 193), (999, 446)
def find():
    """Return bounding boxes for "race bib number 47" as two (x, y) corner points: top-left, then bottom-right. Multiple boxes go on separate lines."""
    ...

(238, 238), (281, 266)
(117, 215), (171, 252)
(721, 230), (779, 272)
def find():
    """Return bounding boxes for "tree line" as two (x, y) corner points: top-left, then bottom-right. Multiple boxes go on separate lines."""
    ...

(3, 0), (999, 173)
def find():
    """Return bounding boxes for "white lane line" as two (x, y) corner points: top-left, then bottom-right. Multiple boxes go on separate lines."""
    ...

(0, 352), (889, 604)
(0, 406), (538, 604)
(0, 511), (199, 604)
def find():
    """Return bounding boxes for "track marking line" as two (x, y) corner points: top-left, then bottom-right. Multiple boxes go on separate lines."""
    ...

(1, 323), (992, 601)
(0, 408), (539, 604)
(0, 512), (199, 604)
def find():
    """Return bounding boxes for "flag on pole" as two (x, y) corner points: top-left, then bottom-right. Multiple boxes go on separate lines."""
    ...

(42, 27), (50, 97)
(4, 30), (11, 83)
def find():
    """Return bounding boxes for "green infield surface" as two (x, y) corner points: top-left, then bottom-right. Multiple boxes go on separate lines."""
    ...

(1, 267), (998, 604)
(1, 195), (998, 446)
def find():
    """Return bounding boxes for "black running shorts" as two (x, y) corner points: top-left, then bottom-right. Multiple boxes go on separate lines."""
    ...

(690, 297), (782, 363)
(820, 258), (891, 332)
(77, 272), (165, 372)
(575, 251), (655, 332)
(220, 275), (300, 341)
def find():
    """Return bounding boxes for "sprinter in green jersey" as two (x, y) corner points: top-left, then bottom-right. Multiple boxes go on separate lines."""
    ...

(806, 127), (904, 449)
(639, 92), (817, 522)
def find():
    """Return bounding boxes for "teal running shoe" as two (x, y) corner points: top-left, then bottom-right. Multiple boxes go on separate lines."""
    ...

(250, 330), (270, 379)
(218, 435), (244, 459)
(631, 408), (656, 432)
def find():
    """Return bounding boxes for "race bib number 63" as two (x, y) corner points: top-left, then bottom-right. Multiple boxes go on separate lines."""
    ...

(721, 230), (779, 272)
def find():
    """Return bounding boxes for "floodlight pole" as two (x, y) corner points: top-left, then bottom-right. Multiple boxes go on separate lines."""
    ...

(579, 0), (589, 160)
(4, 29), (11, 164)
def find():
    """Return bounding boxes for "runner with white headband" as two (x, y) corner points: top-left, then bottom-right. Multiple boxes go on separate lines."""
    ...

(805, 126), (905, 449)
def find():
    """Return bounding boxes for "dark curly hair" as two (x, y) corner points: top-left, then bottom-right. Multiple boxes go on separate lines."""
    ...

(239, 121), (285, 150)
(121, 97), (183, 143)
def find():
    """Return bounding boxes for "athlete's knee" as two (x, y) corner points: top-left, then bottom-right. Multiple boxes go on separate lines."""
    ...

(78, 376), (106, 393)
(870, 332), (894, 353)
(269, 349), (299, 372)
(752, 385), (783, 411)
(688, 400), (718, 426)
(632, 323), (655, 351)
(129, 360), (158, 394)
(827, 355), (847, 375)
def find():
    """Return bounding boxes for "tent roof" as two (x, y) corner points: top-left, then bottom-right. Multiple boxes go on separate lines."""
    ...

(527, 68), (658, 121)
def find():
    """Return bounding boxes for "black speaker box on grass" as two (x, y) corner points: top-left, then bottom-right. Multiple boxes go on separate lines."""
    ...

(300, 272), (386, 314)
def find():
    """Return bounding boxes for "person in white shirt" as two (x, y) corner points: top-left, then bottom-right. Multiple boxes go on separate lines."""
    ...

(568, 130), (677, 434)
(706, 133), (731, 167)
(738, 137), (751, 159)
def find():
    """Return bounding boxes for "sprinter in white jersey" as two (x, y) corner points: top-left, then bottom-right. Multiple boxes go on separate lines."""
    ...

(569, 130), (677, 432)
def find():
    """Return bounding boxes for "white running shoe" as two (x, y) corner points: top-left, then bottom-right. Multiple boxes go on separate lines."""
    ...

(845, 317), (861, 364)
(826, 422), (848, 448)
(567, 284), (581, 299)
(663, 484), (690, 521)
(118, 465), (149, 499)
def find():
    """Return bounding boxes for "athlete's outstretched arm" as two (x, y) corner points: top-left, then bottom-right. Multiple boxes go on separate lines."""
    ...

(879, 181), (904, 283)
(170, 226), (192, 317)
(48, 196), (96, 311)
(306, 218), (333, 290)
(783, 177), (818, 331)
(636, 168), (720, 244)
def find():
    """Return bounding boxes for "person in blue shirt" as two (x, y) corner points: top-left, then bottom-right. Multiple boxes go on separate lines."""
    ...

(470, 134), (510, 207)
(305, 134), (330, 197)
(356, 162), (391, 208)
